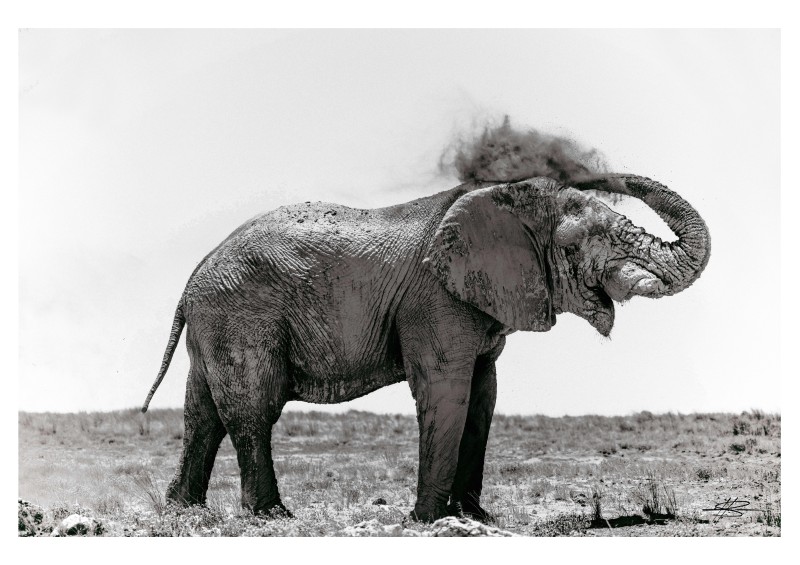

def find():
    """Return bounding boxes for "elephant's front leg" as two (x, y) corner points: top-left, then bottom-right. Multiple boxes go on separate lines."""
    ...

(448, 355), (498, 523)
(398, 290), (492, 522)
(409, 367), (474, 522)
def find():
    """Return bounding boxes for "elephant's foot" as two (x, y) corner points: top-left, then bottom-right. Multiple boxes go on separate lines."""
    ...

(165, 479), (206, 507)
(249, 500), (294, 519)
(408, 503), (449, 523)
(447, 500), (496, 524)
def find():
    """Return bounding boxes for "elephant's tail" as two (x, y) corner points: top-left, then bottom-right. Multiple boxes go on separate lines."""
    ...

(141, 303), (185, 413)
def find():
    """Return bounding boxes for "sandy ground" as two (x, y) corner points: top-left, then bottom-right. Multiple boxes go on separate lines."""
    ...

(18, 409), (780, 536)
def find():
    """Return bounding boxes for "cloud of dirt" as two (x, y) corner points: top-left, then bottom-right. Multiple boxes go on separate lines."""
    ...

(438, 115), (609, 185)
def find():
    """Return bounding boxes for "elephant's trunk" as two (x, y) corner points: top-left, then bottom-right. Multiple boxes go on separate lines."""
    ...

(574, 174), (711, 297)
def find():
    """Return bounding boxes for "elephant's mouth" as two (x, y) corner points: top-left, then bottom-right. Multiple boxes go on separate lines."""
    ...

(587, 286), (614, 337)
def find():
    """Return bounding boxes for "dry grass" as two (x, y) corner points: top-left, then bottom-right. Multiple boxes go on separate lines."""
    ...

(18, 409), (780, 536)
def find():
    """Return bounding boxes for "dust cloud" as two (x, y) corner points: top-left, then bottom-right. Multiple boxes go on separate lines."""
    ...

(439, 115), (609, 185)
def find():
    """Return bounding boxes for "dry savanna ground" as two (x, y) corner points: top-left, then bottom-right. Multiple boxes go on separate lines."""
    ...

(18, 409), (780, 536)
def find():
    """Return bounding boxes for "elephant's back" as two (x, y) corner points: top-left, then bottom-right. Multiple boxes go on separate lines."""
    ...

(182, 201), (401, 304)
(181, 187), (472, 307)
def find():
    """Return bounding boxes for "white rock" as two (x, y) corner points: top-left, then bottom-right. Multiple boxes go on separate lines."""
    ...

(429, 516), (517, 537)
(383, 523), (404, 536)
(52, 514), (101, 536)
(341, 519), (405, 537)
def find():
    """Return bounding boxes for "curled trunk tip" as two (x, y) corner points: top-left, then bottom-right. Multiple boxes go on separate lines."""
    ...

(574, 174), (710, 296)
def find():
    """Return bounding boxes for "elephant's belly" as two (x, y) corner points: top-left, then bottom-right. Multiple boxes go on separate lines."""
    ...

(288, 365), (408, 404)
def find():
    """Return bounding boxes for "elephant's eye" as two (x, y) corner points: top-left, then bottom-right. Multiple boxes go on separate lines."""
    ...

(587, 223), (607, 238)
(564, 199), (583, 215)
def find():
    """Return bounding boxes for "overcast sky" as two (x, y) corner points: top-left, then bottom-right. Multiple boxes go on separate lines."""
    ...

(19, 29), (779, 415)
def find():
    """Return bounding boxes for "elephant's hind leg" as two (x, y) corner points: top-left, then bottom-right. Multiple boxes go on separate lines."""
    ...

(166, 364), (227, 506)
(205, 333), (291, 517)
(228, 418), (288, 517)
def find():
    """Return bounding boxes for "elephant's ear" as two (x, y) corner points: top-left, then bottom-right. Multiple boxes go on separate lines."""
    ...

(423, 186), (554, 331)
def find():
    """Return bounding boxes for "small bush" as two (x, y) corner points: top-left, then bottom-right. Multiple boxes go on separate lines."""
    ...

(634, 471), (677, 518)
(759, 502), (781, 527)
(732, 419), (751, 436)
(695, 467), (713, 481)
(729, 438), (757, 454)
(598, 444), (618, 456)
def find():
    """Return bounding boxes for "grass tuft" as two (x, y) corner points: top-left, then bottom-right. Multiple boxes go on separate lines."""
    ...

(131, 470), (168, 516)
(634, 470), (677, 518)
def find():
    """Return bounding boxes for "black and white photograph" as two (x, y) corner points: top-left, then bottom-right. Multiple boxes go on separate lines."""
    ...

(14, 23), (785, 543)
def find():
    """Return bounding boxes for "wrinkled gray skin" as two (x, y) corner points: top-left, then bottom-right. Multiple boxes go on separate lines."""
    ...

(142, 174), (710, 522)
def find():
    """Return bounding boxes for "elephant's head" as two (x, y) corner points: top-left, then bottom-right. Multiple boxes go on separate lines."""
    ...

(424, 174), (710, 336)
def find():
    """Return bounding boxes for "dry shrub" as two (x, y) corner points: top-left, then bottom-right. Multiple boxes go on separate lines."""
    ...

(591, 485), (604, 523)
(634, 471), (677, 518)
(131, 470), (167, 516)
(695, 467), (714, 482)
(732, 418), (751, 436)
(729, 437), (758, 454)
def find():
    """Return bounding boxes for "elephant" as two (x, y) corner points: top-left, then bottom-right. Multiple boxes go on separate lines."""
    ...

(142, 173), (710, 522)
